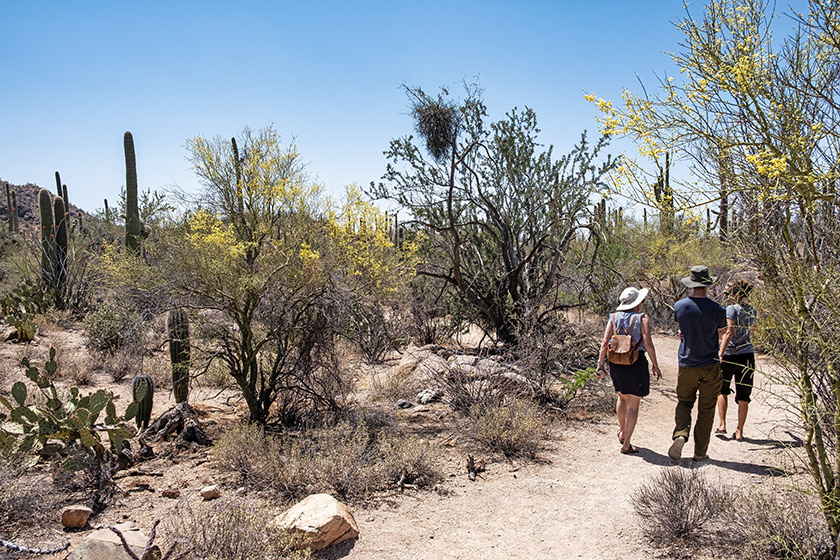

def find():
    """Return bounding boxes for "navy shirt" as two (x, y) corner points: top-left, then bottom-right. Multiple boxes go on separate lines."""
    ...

(674, 296), (727, 368)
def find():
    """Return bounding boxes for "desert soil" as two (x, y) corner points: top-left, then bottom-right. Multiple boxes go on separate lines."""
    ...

(326, 334), (801, 560)
(2, 332), (802, 560)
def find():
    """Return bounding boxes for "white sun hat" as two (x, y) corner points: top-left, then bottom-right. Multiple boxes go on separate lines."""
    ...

(616, 287), (650, 311)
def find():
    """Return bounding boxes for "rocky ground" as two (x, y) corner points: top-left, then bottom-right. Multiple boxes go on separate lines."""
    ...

(0, 329), (806, 560)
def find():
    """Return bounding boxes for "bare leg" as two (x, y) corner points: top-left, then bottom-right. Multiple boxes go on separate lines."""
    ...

(734, 401), (749, 440)
(621, 394), (641, 452)
(716, 394), (728, 432)
(616, 394), (626, 442)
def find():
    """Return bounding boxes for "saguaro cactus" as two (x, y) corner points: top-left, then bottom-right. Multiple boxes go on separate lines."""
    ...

(167, 309), (190, 404)
(131, 373), (154, 430)
(39, 189), (55, 287)
(53, 197), (68, 308)
(124, 131), (141, 254)
(10, 190), (18, 233)
(104, 199), (111, 224)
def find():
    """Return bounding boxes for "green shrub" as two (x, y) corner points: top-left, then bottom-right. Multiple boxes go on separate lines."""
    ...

(467, 398), (547, 458)
(83, 302), (144, 354)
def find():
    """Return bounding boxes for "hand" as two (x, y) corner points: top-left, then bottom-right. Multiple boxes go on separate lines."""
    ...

(596, 360), (607, 376)
(652, 365), (662, 380)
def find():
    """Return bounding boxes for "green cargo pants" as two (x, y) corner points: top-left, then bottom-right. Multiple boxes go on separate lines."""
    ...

(672, 363), (722, 457)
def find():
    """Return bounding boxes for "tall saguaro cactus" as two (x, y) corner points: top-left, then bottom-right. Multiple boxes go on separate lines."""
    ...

(167, 309), (191, 404)
(39, 189), (55, 288)
(53, 196), (68, 308)
(124, 131), (141, 254)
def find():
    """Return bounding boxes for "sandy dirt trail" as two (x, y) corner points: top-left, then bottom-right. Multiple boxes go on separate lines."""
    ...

(328, 335), (798, 560)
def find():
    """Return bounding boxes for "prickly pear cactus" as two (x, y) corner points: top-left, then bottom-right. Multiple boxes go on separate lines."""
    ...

(166, 309), (190, 404)
(131, 373), (154, 430)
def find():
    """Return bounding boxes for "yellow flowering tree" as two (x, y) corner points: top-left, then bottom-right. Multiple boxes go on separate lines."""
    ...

(159, 127), (348, 425)
(592, 0), (840, 545)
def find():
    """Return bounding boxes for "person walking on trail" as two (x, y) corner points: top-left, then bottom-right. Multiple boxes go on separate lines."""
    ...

(716, 279), (757, 441)
(668, 265), (729, 462)
(597, 286), (662, 455)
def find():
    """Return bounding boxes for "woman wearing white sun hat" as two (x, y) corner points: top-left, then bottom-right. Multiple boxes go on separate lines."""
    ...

(597, 286), (662, 454)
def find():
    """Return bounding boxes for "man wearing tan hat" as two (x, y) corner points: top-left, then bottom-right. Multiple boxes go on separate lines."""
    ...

(668, 265), (729, 461)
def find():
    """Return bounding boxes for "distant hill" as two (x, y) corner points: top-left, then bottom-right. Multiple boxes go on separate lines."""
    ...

(0, 180), (92, 228)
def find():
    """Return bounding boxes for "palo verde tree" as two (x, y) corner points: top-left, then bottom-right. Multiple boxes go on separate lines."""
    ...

(372, 84), (618, 343)
(591, 0), (840, 548)
(162, 126), (343, 425)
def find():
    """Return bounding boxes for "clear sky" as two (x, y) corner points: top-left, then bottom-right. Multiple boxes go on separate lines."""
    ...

(0, 1), (688, 214)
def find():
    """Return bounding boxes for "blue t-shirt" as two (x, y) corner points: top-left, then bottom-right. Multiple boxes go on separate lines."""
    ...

(673, 296), (726, 368)
(724, 303), (757, 355)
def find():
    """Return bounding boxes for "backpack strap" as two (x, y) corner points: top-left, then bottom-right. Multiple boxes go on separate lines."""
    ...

(613, 313), (640, 336)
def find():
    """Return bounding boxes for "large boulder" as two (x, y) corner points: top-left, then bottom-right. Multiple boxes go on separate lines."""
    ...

(275, 493), (359, 551)
(66, 522), (149, 560)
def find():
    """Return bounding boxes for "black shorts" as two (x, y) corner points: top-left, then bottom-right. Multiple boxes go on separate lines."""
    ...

(720, 352), (755, 403)
(609, 351), (650, 397)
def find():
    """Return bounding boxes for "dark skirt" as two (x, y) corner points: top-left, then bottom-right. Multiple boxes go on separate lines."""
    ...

(609, 351), (650, 397)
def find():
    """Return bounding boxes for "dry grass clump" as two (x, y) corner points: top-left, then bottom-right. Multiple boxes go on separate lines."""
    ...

(721, 487), (832, 559)
(213, 419), (439, 501)
(467, 398), (548, 458)
(0, 457), (53, 529)
(632, 468), (729, 544)
(165, 496), (310, 560)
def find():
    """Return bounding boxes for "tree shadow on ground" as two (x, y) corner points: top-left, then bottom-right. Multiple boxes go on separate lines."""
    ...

(622, 447), (789, 476)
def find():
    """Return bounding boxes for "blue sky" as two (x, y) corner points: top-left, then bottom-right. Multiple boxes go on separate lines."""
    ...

(1, 1), (689, 214)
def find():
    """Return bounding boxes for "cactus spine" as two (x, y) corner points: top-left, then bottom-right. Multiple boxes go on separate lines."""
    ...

(53, 197), (68, 308)
(39, 189), (55, 288)
(167, 309), (190, 403)
(131, 373), (154, 430)
(124, 131), (141, 254)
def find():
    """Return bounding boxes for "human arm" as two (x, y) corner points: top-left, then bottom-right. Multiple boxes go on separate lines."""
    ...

(641, 314), (661, 380)
(718, 318), (735, 361)
(597, 318), (614, 374)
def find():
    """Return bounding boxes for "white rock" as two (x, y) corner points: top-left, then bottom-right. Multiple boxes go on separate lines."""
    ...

(66, 522), (148, 560)
(61, 505), (93, 529)
(276, 493), (359, 550)
(200, 484), (221, 500)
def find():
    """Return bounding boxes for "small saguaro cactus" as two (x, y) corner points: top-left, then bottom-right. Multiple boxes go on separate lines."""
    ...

(10, 190), (18, 233)
(5, 184), (11, 233)
(104, 199), (110, 224)
(131, 373), (154, 430)
(124, 131), (141, 254)
(167, 309), (190, 404)
(38, 189), (55, 287)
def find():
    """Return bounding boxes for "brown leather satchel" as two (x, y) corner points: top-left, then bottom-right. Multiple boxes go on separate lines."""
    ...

(607, 314), (640, 365)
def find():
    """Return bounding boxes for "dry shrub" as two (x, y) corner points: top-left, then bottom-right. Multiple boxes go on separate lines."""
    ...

(722, 487), (832, 559)
(0, 457), (52, 529)
(369, 362), (423, 402)
(568, 374), (617, 417)
(83, 301), (145, 355)
(165, 496), (310, 560)
(467, 398), (547, 458)
(632, 468), (729, 544)
(439, 361), (525, 413)
(58, 349), (95, 386)
(213, 420), (439, 501)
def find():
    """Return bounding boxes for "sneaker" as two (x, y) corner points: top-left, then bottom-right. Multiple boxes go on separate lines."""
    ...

(668, 436), (686, 460)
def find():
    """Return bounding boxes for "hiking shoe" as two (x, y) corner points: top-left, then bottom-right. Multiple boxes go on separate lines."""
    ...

(668, 436), (686, 460)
